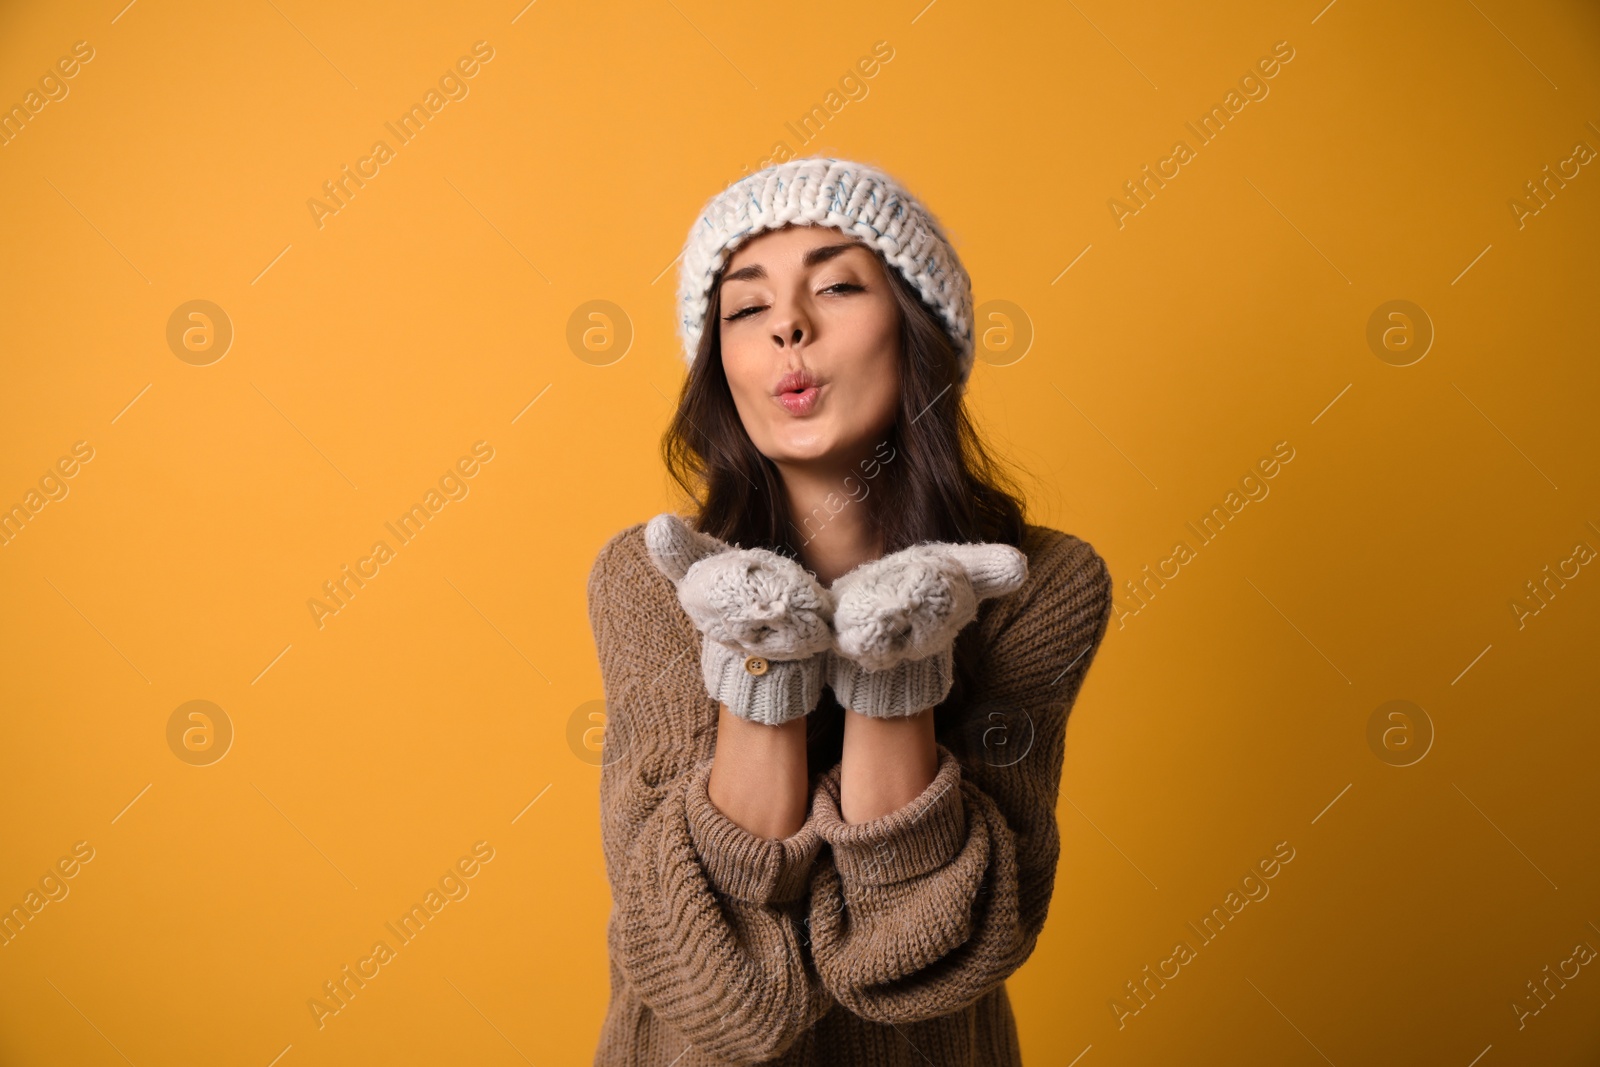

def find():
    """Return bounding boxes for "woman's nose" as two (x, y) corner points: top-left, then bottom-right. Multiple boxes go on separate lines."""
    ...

(768, 300), (811, 349)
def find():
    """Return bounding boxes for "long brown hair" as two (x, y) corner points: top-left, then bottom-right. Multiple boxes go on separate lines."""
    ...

(661, 232), (1029, 559)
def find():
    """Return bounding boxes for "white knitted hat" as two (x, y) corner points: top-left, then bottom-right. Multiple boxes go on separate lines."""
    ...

(676, 156), (976, 386)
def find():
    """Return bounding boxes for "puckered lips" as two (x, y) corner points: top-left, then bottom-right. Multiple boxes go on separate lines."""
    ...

(773, 368), (823, 416)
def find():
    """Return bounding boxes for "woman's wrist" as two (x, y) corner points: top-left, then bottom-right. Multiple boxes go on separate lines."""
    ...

(838, 705), (937, 824)
(707, 701), (811, 839)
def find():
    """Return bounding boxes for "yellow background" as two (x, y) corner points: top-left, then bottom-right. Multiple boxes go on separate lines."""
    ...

(2, 0), (1598, 1063)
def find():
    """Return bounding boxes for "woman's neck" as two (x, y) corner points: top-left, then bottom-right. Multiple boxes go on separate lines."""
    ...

(777, 461), (882, 586)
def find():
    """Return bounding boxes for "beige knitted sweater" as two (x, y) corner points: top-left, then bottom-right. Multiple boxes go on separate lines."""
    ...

(587, 519), (1113, 1065)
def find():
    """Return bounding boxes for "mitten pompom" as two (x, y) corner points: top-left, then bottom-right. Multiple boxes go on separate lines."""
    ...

(679, 548), (834, 659)
(830, 542), (1029, 676)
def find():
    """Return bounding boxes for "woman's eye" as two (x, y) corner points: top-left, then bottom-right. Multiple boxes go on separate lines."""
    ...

(723, 284), (861, 322)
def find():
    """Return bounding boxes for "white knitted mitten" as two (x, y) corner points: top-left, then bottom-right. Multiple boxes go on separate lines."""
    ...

(826, 541), (1028, 719)
(644, 513), (835, 727)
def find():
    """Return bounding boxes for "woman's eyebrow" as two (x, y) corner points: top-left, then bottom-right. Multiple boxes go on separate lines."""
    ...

(721, 242), (863, 284)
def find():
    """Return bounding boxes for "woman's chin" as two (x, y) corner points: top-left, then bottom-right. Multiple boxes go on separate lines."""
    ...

(762, 429), (843, 467)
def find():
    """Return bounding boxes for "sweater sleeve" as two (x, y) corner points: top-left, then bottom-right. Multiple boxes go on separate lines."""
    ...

(588, 526), (833, 1062)
(804, 531), (1114, 1024)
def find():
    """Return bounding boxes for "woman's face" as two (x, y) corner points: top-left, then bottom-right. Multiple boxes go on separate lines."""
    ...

(717, 224), (901, 469)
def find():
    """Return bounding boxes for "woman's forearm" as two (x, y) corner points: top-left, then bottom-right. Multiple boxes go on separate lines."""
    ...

(839, 705), (938, 824)
(707, 701), (812, 839)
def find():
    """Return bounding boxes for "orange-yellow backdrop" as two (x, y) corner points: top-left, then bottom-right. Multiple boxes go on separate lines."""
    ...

(2, 0), (1598, 1063)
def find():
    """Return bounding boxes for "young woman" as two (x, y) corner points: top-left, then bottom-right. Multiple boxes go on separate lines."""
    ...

(588, 157), (1114, 1065)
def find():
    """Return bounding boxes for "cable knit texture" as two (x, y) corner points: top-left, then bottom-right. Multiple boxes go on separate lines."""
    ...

(645, 512), (835, 726)
(826, 542), (1029, 719)
(677, 156), (977, 386)
(700, 639), (826, 729)
(589, 519), (1114, 1065)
